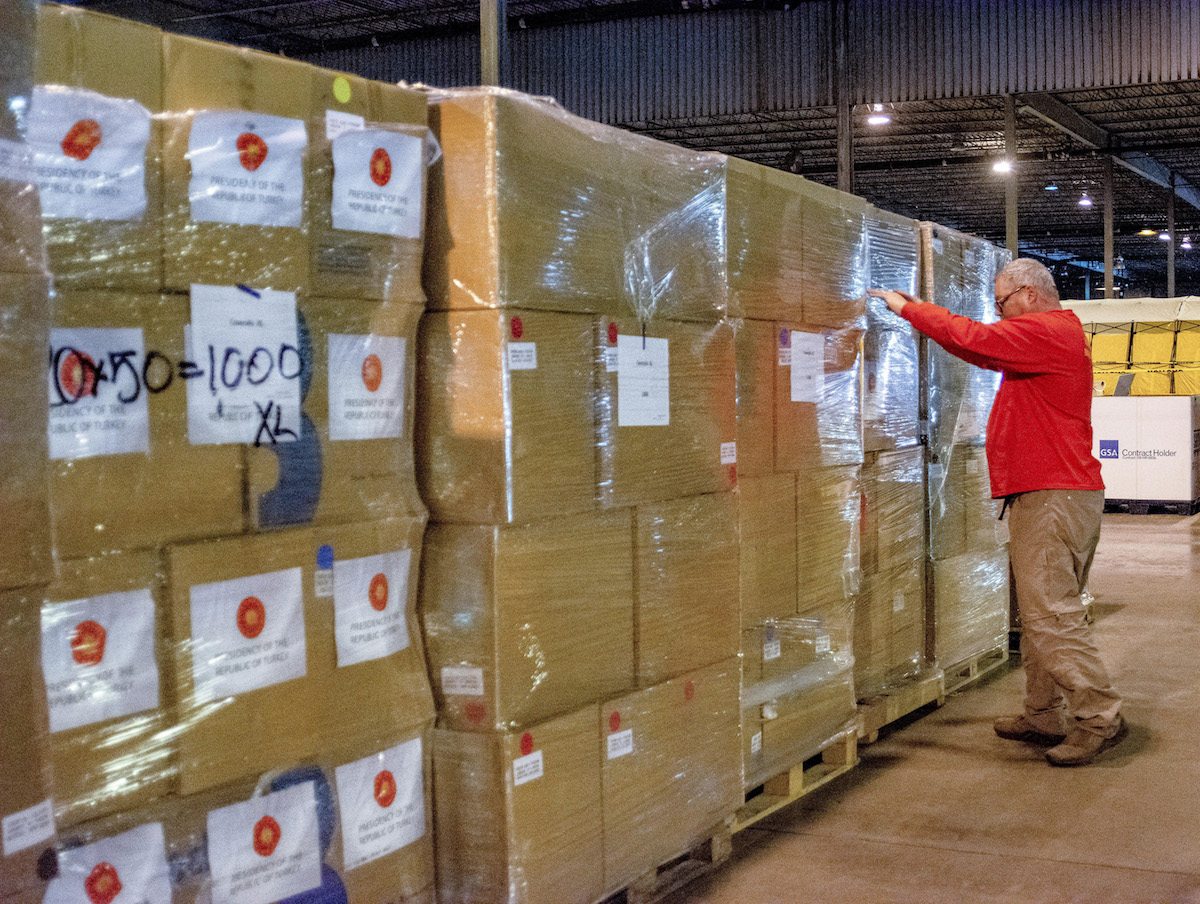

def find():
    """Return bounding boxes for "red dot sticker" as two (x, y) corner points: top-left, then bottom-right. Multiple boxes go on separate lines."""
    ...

(511, 316), (524, 340)
(609, 711), (621, 733)
(684, 680), (695, 702)
(608, 322), (619, 345)
(465, 701), (487, 724)
(520, 732), (534, 756)
(729, 464), (738, 487)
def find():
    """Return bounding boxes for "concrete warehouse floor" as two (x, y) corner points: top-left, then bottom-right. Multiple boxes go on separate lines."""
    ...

(662, 513), (1200, 904)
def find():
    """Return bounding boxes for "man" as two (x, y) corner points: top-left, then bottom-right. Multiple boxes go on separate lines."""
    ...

(868, 258), (1125, 767)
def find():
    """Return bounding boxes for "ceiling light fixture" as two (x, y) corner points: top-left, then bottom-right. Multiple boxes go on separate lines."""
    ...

(866, 103), (891, 126)
(1137, 228), (1157, 236)
(1183, 237), (1194, 250)
(1079, 193), (1093, 208)
(1160, 232), (1172, 241)
(1044, 183), (1059, 191)
(992, 159), (1013, 174)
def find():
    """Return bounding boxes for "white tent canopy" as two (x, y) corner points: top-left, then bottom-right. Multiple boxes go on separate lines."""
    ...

(1063, 297), (1200, 325)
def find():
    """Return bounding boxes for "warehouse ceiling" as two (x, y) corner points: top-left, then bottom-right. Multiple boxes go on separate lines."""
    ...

(68, 0), (1200, 296)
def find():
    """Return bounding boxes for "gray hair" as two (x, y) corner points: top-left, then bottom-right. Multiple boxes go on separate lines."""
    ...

(998, 258), (1059, 303)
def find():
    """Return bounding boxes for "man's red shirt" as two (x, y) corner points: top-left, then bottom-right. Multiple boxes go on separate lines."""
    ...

(900, 303), (1104, 498)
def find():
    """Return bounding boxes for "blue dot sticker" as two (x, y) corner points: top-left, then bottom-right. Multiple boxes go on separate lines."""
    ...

(317, 545), (334, 570)
(779, 328), (789, 347)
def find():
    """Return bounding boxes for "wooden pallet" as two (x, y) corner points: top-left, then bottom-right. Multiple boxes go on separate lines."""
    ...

(732, 728), (858, 834)
(944, 644), (1011, 694)
(857, 669), (946, 744)
(602, 819), (733, 904)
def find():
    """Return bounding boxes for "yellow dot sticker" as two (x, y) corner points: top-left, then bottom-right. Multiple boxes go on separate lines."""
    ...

(333, 76), (352, 104)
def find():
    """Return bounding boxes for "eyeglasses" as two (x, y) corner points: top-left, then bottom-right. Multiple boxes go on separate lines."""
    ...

(994, 285), (1027, 314)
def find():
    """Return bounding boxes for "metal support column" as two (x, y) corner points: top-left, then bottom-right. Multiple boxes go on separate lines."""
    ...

(1104, 156), (1115, 298)
(1005, 94), (1018, 257)
(834, 0), (853, 194)
(480, 0), (508, 87)
(1168, 173), (1177, 298)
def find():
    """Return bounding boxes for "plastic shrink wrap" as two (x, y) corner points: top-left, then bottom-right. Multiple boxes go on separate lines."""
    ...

(421, 87), (742, 903)
(921, 224), (1011, 668)
(20, 9), (439, 903)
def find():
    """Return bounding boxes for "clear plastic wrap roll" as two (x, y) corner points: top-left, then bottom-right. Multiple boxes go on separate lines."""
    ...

(424, 86), (729, 322)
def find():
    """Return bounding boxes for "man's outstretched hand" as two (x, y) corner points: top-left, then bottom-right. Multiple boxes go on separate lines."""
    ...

(867, 288), (923, 315)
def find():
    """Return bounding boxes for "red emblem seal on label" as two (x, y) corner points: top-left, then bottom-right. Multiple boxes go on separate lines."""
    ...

(369, 148), (392, 187)
(236, 132), (269, 172)
(374, 769), (396, 808)
(60, 349), (99, 401)
(84, 862), (122, 904)
(71, 620), (107, 667)
(253, 815), (281, 857)
(368, 573), (389, 612)
(62, 119), (102, 162)
(237, 596), (266, 639)
(361, 353), (383, 392)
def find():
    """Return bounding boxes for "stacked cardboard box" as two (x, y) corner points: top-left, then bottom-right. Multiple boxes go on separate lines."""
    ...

(0, 5), (57, 902)
(421, 88), (741, 903)
(921, 224), (1011, 670)
(726, 156), (862, 787)
(28, 8), (437, 902)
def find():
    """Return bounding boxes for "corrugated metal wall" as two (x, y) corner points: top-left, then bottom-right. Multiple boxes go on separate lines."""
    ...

(300, 1), (1200, 124)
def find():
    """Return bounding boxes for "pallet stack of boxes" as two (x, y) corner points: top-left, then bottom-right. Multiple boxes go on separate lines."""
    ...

(27, 5), (437, 901)
(725, 157), (859, 789)
(419, 88), (742, 904)
(0, 2), (58, 901)
(921, 223), (1011, 674)
(856, 207), (928, 699)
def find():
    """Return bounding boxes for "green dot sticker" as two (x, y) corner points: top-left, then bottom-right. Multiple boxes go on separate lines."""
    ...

(333, 76), (352, 104)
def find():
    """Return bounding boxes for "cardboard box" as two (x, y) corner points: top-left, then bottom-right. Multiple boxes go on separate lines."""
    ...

(34, 3), (164, 290)
(425, 88), (727, 321)
(755, 678), (855, 787)
(167, 519), (431, 794)
(636, 493), (739, 686)
(799, 179), (868, 330)
(775, 322), (863, 471)
(863, 295), (920, 453)
(162, 33), (311, 293)
(417, 309), (597, 524)
(0, 0), (47, 276)
(933, 549), (1010, 670)
(306, 68), (427, 301)
(959, 445), (1003, 553)
(733, 318), (777, 479)
(44, 549), (174, 828)
(796, 465), (860, 615)
(739, 474), (798, 626)
(600, 659), (741, 892)
(0, 587), (56, 904)
(597, 317), (737, 508)
(247, 298), (424, 530)
(49, 291), (245, 559)
(422, 510), (635, 732)
(0, 273), (52, 590)
(434, 706), (604, 904)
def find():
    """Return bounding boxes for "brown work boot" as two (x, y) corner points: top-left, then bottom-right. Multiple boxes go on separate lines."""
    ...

(1045, 716), (1128, 767)
(993, 714), (1067, 745)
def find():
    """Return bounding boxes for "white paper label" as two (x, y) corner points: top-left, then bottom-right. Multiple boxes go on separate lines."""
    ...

(790, 331), (824, 403)
(441, 667), (485, 697)
(41, 589), (160, 734)
(512, 750), (544, 786)
(325, 109), (365, 141)
(617, 334), (669, 427)
(893, 590), (906, 613)
(314, 570), (334, 598)
(720, 441), (737, 465)
(605, 348), (619, 372)
(207, 783), (322, 904)
(1, 798), (54, 857)
(188, 111), (307, 228)
(750, 731), (763, 755)
(43, 822), (171, 904)
(187, 285), (301, 446)
(189, 567), (307, 703)
(28, 86), (150, 221)
(777, 347), (791, 366)
(334, 549), (412, 667)
(0, 137), (33, 185)
(763, 638), (782, 662)
(507, 342), (538, 371)
(967, 458), (980, 475)
(816, 634), (832, 655)
(328, 334), (405, 441)
(48, 327), (151, 460)
(607, 729), (634, 760)
(331, 129), (423, 237)
(334, 737), (425, 871)
(932, 238), (945, 253)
